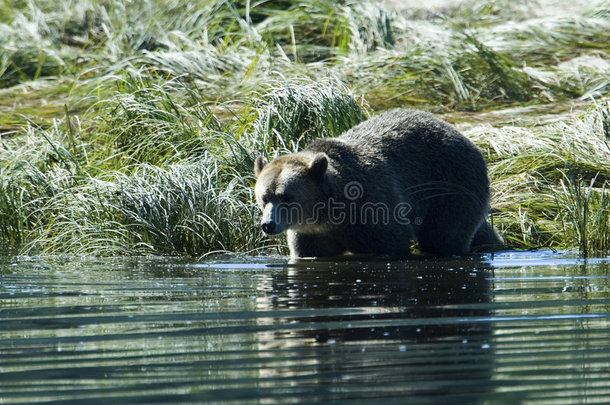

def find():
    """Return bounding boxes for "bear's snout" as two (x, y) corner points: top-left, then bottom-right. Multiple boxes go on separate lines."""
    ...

(261, 221), (277, 235)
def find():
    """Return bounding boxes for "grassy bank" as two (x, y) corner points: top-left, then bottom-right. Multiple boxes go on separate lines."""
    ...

(1, 0), (609, 256)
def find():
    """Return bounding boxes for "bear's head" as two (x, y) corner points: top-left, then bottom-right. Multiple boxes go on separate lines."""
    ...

(254, 152), (328, 235)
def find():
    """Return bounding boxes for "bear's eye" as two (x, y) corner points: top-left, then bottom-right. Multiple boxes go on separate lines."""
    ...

(261, 195), (269, 204)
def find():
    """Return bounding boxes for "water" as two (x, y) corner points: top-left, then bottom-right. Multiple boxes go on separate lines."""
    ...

(1, 251), (609, 404)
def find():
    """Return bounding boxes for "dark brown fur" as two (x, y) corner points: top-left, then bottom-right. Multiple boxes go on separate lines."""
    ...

(254, 109), (503, 259)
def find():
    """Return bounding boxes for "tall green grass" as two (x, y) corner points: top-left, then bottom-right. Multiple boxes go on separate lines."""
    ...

(99, 74), (223, 167)
(0, 0), (609, 256)
(469, 101), (610, 252)
(242, 78), (368, 155)
(24, 156), (266, 256)
(555, 170), (610, 256)
(1, 74), (367, 256)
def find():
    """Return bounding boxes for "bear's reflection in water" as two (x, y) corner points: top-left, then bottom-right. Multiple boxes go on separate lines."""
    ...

(257, 257), (495, 401)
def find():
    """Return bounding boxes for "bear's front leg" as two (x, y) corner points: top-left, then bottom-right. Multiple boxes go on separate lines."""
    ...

(287, 230), (346, 259)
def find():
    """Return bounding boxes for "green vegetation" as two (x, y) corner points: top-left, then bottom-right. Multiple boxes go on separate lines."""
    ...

(1, 0), (609, 256)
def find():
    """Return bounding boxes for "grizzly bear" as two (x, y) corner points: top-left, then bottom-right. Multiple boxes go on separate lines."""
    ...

(254, 109), (503, 259)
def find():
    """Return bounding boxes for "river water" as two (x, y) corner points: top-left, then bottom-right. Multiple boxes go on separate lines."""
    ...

(1, 250), (609, 404)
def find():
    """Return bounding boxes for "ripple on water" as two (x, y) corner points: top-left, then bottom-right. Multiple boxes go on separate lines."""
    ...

(1, 251), (609, 404)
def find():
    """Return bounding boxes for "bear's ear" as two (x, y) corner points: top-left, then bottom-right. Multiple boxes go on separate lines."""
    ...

(308, 153), (328, 181)
(254, 156), (268, 177)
